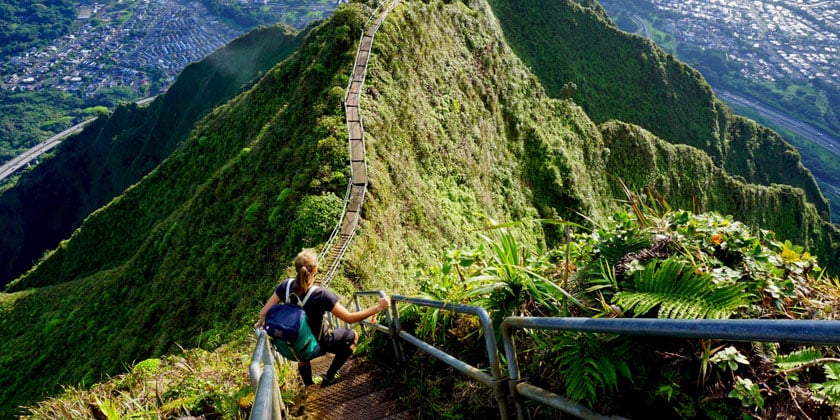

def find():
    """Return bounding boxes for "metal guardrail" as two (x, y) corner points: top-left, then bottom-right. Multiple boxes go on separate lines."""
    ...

(249, 329), (286, 420)
(500, 317), (840, 420)
(355, 292), (510, 419)
(353, 290), (840, 420)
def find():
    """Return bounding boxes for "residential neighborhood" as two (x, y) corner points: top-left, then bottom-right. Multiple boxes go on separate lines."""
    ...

(0, 0), (338, 97)
(603, 0), (839, 87)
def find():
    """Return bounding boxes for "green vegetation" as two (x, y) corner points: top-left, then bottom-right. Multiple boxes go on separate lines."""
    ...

(21, 335), (268, 419)
(0, 0), (76, 59)
(601, 0), (840, 218)
(0, 24), (304, 288)
(605, 0), (840, 141)
(728, 100), (840, 218)
(400, 200), (839, 417)
(0, 4), (366, 416)
(2, 0), (840, 418)
(486, 0), (831, 221)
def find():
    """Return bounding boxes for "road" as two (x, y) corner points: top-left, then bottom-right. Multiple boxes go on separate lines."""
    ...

(632, 15), (651, 39)
(626, 13), (840, 158)
(0, 118), (97, 182)
(0, 95), (158, 183)
(715, 89), (840, 158)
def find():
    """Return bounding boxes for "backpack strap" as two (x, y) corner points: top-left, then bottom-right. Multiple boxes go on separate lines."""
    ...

(283, 280), (293, 305)
(301, 285), (319, 306)
(284, 279), (319, 307)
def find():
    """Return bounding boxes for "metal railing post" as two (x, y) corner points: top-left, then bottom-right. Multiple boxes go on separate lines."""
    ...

(352, 290), (403, 362)
(391, 295), (509, 419)
(501, 322), (527, 420)
(389, 300), (406, 363)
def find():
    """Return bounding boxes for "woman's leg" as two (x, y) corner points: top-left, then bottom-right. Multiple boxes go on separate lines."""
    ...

(320, 328), (358, 385)
(298, 360), (314, 386)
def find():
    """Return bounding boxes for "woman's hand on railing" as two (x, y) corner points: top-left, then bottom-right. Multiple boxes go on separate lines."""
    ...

(376, 296), (391, 312)
(369, 295), (391, 323)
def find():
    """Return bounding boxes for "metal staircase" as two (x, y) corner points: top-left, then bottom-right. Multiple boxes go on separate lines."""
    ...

(317, 0), (401, 288)
(293, 355), (413, 419)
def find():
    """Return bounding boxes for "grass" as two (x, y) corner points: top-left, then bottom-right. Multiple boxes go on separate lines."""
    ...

(19, 330), (287, 420)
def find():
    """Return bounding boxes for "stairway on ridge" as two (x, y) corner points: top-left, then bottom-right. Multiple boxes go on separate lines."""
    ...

(289, 354), (414, 419)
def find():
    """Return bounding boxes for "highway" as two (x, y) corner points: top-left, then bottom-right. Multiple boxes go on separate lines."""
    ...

(627, 13), (840, 159)
(0, 95), (158, 183)
(716, 89), (840, 158)
(0, 118), (97, 182)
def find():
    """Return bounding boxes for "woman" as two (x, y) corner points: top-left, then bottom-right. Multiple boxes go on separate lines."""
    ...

(254, 248), (391, 387)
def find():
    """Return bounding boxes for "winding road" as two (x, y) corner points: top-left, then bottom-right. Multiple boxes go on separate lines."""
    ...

(0, 118), (96, 182)
(716, 89), (840, 158)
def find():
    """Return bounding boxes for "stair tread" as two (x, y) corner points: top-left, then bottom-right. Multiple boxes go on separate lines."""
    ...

(292, 356), (410, 419)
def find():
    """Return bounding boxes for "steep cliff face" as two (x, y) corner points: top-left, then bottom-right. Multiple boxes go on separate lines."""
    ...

(1, 0), (837, 416)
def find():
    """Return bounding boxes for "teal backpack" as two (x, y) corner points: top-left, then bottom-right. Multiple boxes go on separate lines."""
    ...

(263, 280), (321, 361)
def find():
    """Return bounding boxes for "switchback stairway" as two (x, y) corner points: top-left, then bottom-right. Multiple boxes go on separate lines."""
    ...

(251, 1), (408, 419)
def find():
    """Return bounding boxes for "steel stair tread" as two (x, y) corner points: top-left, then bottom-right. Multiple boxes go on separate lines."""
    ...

(293, 356), (411, 419)
(305, 387), (406, 419)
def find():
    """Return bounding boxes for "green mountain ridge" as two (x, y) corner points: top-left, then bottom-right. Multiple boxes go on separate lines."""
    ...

(487, 0), (830, 221)
(0, 24), (303, 288)
(2, 0), (839, 417)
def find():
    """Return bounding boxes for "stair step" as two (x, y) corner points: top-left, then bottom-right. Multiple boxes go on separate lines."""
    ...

(291, 356), (411, 419)
(307, 387), (406, 419)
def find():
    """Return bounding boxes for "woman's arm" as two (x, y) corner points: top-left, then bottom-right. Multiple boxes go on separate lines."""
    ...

(331, 296), (391, 324)
(253, 292), (281, 329)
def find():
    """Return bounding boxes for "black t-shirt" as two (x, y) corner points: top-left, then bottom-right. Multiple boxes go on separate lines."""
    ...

(274, 279), (339, 337)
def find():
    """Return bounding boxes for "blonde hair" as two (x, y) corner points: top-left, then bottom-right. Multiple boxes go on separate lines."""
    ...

(293, 248), (318, 294)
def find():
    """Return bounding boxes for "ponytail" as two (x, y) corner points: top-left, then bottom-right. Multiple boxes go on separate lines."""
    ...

(293, 248), (318, 295)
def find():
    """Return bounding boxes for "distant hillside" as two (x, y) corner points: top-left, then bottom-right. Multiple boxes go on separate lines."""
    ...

(486, 0), (839, 266)
(2, 0), (839, 417)
(0, 24), (303, 288)
(487, 0), (831, 221)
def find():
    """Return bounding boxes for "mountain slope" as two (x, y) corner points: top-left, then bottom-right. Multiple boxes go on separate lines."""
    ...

(486, 0), (839, 267)
(1, 0), (838, 417)
(486, 0), (830, 221)
(0, 6), (368, 416)
(0, 24), (303, 288)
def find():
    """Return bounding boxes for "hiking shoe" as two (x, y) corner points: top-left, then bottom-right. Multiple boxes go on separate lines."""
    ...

(320, 374), (340, 388)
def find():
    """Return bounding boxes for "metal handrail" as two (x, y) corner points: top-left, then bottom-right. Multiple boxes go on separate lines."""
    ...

(353, 292), (840, 419)
(249, 329), (286, 420)
(500, 317), (840, 420)
(352, 290), (392, 335)
(358, 293), (510, 419)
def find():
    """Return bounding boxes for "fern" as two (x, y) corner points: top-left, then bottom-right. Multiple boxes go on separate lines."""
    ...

(775, 350), (840, 407)
(548, 332), (633, 405)
(613, 258), (748, 319)
(811, 363), (840, 406)
(774, 348), (824, 371)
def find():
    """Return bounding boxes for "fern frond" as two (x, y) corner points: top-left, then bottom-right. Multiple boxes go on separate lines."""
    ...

(613, 258), (748, 319)
(825, 362), (840, 381)
(774, 348), (824, 371)
(599, 236), (651, 266)
(548, 332), (634, 405)
(811, 369), (840, 406)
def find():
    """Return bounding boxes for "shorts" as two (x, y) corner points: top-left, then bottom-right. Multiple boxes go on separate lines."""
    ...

(317, 327), (357, 357)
